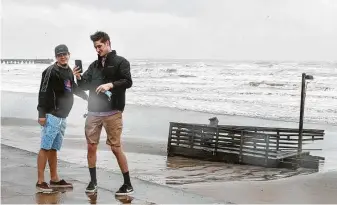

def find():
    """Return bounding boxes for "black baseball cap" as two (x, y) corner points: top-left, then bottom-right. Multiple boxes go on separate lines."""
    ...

(55, 44), (69, 56)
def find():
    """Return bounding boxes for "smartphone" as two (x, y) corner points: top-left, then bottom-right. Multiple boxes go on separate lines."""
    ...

(75, 60), (83, 73)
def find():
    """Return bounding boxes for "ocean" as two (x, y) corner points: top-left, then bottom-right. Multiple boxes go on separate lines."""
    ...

(1, 59), (337, 125)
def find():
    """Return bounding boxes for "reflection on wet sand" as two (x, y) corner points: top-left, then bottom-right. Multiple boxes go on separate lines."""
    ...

(35, 189), (136, 205)
(163, 156), (316, 185)
(85, 192), (136, 204)
(35, 192), (62, 204)
(53, 187), (74, 193)
(85, 192), (97, 204)
(115, 195), (135, 204)
(35, 187), (74, 204)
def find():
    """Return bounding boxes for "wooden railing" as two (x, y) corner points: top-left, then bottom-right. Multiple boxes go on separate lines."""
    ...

(167, 122), (324, 165)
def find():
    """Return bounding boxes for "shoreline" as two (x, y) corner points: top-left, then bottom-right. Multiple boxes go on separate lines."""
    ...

(2, 90), (337, 172)
(2, 123), (337, 203)
(1, 118), (330, 182)
(2, 90), (337, 203)
(2, 89), (336, 127)
(1, 117), (326, 185)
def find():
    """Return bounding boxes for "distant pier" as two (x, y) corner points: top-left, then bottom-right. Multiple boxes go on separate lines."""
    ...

(1, 59), (54, 64)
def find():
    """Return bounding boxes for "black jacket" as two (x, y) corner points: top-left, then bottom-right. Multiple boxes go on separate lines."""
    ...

(77, 50), (132, 112)
(37, 63), (88, 118)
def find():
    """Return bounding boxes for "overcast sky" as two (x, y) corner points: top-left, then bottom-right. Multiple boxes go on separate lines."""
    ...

(2, 0), (337, 61)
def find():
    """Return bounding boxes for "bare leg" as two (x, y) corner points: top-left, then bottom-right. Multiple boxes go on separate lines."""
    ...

(37, 149), (49, 183)
(48, 149), (59, 182)
(87, 144), (98, 168)
(111, 146), (129, 173)
(87, 143), (98, 184)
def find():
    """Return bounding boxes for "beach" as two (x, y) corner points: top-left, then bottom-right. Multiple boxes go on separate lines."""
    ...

(1, 144), (222, 204)
(2, 90), (337, 203)
(179, 170), (337, 204)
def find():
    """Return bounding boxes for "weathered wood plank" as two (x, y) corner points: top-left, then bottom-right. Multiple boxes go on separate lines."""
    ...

(170, 122), (324, 134)
(172, 128), (323, 142)
(170, 142), (279, 157)
(168, 146), (282, 164)
(170, 137), (311, 149)
(170, 139), (304, 150)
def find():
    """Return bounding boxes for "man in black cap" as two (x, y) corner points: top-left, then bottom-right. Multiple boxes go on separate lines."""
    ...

(36, 44), (88, 193)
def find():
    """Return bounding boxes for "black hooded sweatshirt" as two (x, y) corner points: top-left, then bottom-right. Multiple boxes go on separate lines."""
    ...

(37, 63), (88, 118)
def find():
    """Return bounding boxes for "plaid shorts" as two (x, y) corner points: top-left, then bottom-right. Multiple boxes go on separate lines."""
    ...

(40, 114), (67, 151)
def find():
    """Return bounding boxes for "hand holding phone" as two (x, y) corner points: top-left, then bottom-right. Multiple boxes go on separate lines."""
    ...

(73, 60), (82, 80)
(75, 60), (83, 73)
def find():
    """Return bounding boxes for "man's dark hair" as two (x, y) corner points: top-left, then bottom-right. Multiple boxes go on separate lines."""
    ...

(90, 31), (110, 43)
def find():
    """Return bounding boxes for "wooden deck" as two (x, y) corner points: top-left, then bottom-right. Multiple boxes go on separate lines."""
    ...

(167, 122), (324, 169)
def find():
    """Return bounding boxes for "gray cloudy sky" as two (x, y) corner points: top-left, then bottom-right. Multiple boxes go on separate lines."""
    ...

(2, 0), (337, 61)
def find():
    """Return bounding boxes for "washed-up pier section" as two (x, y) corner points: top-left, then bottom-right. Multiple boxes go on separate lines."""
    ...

(167, 121), (324, 169)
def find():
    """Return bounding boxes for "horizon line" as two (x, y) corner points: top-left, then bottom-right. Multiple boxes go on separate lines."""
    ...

(1, 57), (336, 63)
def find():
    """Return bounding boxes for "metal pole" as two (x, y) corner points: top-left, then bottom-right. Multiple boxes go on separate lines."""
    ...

(298, 73), (306, 153)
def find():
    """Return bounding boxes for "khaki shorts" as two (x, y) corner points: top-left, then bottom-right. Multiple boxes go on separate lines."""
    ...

(85, 112), (123, 146)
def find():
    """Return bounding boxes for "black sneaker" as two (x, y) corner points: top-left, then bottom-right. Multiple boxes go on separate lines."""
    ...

(50, 179), (73, 188)
(36, 182), (53, 193)
(115, 184), (134, 196)
(85, 181), (97, 193)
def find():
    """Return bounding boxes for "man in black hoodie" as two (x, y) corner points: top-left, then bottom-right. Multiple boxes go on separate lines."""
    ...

(36, 44), (88, 193)
(73, 31), (133, 195)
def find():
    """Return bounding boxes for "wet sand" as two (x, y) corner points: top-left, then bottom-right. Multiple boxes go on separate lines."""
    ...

(1, 144), (223, 204)
(2, 90), (337, 203)
(179, 171), (337, 204)
(2, 128), (337, 204)
(1, 118), (318, 186)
